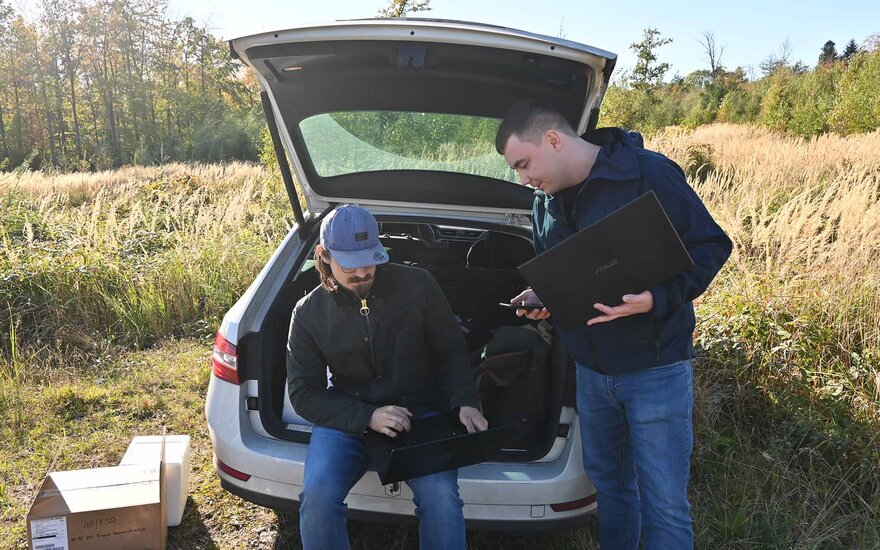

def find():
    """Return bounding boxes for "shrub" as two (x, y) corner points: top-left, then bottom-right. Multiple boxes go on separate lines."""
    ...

(760, 70), (797, 132)
(829, 49), (880, 134)
(193, 111), (260, 162)
(788, 63), (844, 137)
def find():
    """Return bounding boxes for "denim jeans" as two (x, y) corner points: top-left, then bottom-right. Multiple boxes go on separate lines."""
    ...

(576, 360), (694, 550)
(299, 425), (466, 550)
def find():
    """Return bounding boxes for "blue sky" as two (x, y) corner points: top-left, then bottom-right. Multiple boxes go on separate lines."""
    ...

(14, 0), (880, 79)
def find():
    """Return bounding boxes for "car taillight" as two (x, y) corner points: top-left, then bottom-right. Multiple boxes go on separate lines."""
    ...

(212, 332), (240, 384)
(549, 494), (597, 512)
(215, 456), (251, 481)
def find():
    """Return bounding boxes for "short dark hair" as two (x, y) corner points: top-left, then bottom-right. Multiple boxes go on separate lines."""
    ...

(495, 100), (578, 154)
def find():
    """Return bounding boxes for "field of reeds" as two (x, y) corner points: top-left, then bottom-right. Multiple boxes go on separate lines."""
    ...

(1, 124), (878, 548)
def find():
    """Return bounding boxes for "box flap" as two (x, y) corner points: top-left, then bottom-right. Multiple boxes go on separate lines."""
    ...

(33, 464), (161, 515)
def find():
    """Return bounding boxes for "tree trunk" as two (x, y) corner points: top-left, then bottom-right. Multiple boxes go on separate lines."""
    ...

(84, 73), (101, 153)
(0, 103), (8, 159)
(11, 62), (23, 152)
(51, 54), (68, 159)
(69, 72), (83, 160)
(34, 42), (58, 166)
(101, 44), (122, 167)
(124, 27), (139, 147)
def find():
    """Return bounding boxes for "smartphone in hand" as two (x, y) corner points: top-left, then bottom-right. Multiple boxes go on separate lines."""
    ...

(498, 302), (546, 311)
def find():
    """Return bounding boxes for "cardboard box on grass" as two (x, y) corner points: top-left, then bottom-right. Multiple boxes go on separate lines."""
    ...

(26, 438), (167, 550)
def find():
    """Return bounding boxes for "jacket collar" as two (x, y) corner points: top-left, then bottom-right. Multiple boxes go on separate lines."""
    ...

(582, 129), (643, 184)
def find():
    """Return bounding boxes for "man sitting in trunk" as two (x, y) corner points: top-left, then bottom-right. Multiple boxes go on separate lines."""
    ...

(286, 204), (488, 550)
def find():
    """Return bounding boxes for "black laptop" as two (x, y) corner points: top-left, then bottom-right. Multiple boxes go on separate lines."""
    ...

(365, 413), (515, 485)
(517, 191), (694, 331)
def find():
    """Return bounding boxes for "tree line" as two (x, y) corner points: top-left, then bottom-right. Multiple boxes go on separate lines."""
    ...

(0, 0), (260, 172)
(2, 0), (878, 173)
(601, 28), (880, 137)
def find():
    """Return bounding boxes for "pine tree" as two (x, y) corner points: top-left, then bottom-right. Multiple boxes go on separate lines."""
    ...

(818, 40), (838, 65)
(842, 39), (859, 61)
(629, 28), (673, 93)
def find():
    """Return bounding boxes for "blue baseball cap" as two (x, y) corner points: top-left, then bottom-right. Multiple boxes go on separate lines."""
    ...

(320, 205), (389, 269)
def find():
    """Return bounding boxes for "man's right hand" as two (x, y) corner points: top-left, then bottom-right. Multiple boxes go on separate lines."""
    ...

(510, 288), (551, 320)
(369, 405), (413, 437)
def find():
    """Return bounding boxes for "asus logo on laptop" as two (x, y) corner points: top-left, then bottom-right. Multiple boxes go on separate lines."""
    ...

(596, 259), (618, 275)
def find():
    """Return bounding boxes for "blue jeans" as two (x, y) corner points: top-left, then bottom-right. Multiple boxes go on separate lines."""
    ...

(299, 425), (466, 550)
(576, 360), (694, 550)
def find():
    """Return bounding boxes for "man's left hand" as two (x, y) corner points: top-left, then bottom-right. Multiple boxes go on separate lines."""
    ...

(459, 406), (489, 433)
(587, 290), (654, 325)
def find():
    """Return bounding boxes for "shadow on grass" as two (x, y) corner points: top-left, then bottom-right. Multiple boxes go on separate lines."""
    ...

(271, 510), (420, 549)
(273, 511), (302, 549)
(168, 496), (221, 550)
(272, 509), (599, 550)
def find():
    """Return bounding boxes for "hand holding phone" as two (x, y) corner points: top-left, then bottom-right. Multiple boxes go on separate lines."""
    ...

(498, 302), (546, 311)
(506, 288), (552, 320)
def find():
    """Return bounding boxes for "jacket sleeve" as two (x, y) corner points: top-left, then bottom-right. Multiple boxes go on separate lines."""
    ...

(646, 156), (733, 318)
(286, 304), (377, 434)
(420, 271), (481, 411)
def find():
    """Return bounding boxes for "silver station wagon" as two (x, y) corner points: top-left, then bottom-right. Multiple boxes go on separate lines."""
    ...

(206, 18), (617, 531)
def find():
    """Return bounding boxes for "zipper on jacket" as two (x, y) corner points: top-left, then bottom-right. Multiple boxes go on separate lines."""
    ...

(360, 297), (378, 374)
(570, 174), (595, 231)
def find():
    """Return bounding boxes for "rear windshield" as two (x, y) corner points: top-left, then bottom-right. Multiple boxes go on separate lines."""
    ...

(298, 112), (518, 183)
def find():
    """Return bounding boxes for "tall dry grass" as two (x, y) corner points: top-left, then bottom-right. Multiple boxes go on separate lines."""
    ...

(0, 162), (290, 382)
(647, 125), (879, 547)
(653, 124), (880, 307)
(651, 125), (880, 419)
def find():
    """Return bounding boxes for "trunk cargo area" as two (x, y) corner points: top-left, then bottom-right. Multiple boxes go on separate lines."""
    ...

(252, 220), (575, 462)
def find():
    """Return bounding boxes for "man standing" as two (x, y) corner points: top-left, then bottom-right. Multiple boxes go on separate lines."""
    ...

(287, 204), (487, 550)
(496, 100), (732, 549)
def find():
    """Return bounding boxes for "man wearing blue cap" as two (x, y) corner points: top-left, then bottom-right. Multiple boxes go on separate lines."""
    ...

(286, 204), (487, 550)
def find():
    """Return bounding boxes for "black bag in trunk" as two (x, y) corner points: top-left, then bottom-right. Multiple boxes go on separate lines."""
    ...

(472, 325), (551, 442)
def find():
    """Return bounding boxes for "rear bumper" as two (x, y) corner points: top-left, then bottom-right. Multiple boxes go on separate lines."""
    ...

(220, 478), (594, 533)
(207, 376), (596, 531)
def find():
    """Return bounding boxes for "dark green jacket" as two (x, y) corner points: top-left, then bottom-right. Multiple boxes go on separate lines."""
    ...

(286, 262), (480, 434)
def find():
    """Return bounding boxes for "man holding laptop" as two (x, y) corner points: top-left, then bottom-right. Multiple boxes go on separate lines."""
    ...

(496, 100), (732, 549)
(287, 204), (487, 550)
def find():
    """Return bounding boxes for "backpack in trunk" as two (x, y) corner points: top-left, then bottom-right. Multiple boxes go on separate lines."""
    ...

(472, 325), (551, 442)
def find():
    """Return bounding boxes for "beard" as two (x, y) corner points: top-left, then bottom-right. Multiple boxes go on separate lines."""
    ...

(346, 274), (373, 297)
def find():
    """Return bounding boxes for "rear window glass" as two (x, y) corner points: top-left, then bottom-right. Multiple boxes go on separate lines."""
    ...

(298, 112), (518, 183)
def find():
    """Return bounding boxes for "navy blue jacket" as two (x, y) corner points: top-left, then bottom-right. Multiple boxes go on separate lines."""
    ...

(532, 128), (732, 374)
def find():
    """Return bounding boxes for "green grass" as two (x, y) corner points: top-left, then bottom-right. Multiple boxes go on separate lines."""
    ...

(2, 335), (876, 548)
(0, 337), (603, 549)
